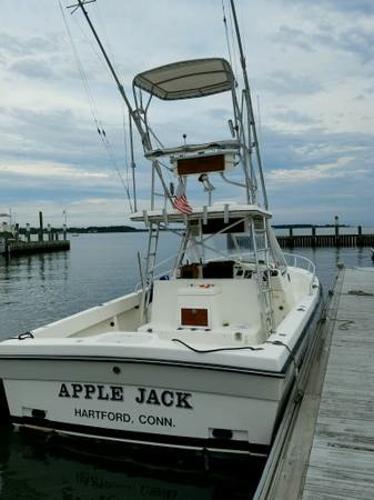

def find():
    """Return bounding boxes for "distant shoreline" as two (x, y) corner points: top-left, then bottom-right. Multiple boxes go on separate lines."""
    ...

(70, 223), (351, 233)
(67, 226), (145, 234)
(7, 223), (352, 236)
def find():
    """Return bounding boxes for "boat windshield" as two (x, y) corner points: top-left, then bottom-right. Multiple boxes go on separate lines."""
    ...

(180, 224), (287, 272)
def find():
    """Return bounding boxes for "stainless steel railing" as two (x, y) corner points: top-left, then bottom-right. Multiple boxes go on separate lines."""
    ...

(283, 252), (316, 293)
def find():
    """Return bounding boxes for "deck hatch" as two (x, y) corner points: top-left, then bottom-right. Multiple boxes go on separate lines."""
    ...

(181, 308), (208, 327)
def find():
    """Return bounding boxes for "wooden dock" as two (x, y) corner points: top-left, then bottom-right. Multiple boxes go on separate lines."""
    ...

(0, 210), (71, 257)
(277, 233), (374, 249)
(254, 267), (374, 499)
(229, 227), (374, 249)
(5, 240), (70, 257)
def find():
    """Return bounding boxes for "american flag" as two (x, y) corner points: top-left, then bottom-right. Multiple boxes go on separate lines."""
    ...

(173, 180), (192, 215)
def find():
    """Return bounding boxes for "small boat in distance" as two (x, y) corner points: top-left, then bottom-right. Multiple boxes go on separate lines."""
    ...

(0, 0), (320, 459)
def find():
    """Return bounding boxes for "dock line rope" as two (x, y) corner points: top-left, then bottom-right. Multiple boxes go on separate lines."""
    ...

(265, 339), (302, 399)
(16, 332), (34, 340)
(334, 319), (355, 331)
(172, 338), (263, 353)
(265, 339), (298, 367)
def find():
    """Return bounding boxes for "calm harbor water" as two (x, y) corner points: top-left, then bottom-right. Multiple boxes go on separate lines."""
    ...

(0, 232), (373, 499)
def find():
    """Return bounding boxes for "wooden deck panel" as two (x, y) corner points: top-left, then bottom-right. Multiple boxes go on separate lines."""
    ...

(257, 268), (374, 499)
(302, 267), (374, 499)
(254, 272), (342, 500)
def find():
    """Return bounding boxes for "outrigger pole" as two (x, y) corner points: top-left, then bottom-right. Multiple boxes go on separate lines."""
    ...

(68, 1), (141, 137)
(229, 0), (269, 210)
(69, 0), (172, 205)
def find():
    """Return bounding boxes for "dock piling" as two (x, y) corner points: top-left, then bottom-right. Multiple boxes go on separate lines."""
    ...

(1, 211), (70, 257)
(311, 225), (316, 248)
(26, 223), (31, 242)
(357, 225), (363, 247)
(334, 215), (340, 247)
(38, 211), (43, 242)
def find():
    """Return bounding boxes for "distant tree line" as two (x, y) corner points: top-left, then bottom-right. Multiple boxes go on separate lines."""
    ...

(68, 225), (142, 233)
(13, 225), (142, 235)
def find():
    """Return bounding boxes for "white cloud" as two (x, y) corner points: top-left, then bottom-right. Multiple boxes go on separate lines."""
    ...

(268, 157), (367, 186)
(0, 0), (372, 225)
(0, 161), (108, 180)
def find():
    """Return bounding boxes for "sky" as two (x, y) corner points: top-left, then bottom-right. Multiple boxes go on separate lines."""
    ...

(0, 0), (373, 228)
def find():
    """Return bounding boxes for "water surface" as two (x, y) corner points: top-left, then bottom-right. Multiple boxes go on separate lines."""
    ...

(0, 233), (373, 498)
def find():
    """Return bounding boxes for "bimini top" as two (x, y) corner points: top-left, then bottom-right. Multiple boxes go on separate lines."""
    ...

(133, 58), (234, 100)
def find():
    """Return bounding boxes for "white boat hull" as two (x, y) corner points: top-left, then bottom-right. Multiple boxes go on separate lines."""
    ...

(1, 365), (289, 456)
(0, 319), (318, 457)
(0, 265), (321, 456)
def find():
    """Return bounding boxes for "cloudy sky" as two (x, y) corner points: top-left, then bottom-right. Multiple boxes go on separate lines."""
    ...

(0, 0), (373, 228)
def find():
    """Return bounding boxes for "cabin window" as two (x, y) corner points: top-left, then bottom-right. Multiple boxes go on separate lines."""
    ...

(181, 308), (208, 327)
(203, 260), (234, 279)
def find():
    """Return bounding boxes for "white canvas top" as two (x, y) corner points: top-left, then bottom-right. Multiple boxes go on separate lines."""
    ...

(133, 58), (234, 100)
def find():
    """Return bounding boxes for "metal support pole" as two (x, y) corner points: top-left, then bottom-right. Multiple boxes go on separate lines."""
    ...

(229, 0), (269, 209)
(129, 111), (137, 212)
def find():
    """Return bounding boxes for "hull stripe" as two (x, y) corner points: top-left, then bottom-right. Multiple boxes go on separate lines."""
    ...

(12, 416), (270, 456)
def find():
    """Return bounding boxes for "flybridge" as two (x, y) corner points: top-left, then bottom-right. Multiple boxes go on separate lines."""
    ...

(69, 0), (268, 212)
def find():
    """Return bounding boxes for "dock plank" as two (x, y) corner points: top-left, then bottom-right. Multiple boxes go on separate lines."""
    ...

(302, 268), (374, 499)
(255, 271), (342, 500)
(255, 268), (374, 500)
